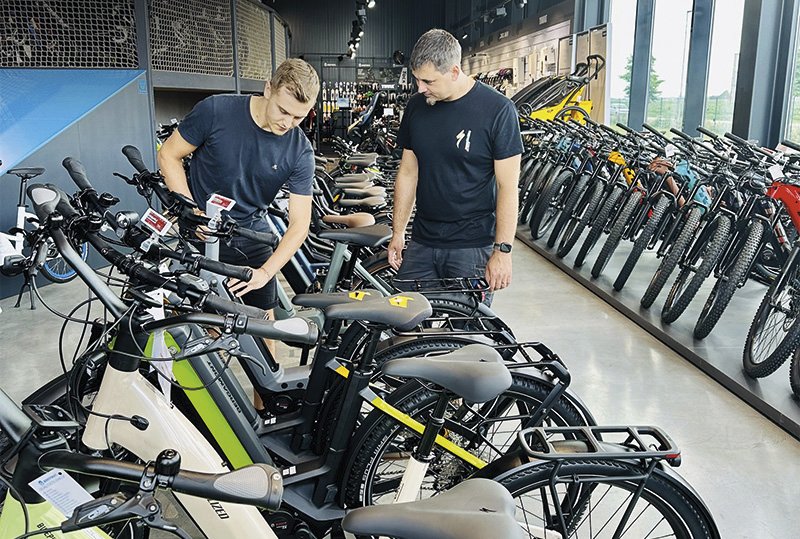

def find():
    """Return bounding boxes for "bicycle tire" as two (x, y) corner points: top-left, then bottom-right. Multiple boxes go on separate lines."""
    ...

(661, 214), (732, 324)
(574, 185), (623, 268)
(518, 159), (542, 206)
(693, 221), (765, 339)
(613, 194), (671, 291)
(498, 459), (715, 539)
(641, 207), (702, 309)
(529, 169), (571, 240)
(742, 253), (800, 378)
(547, 173), (590, 248)
(519, 161), (555, 225)
(41, 240), (89, 283)
(790, 347), (800, 399)
(556, 180), (604, 259)
(591, 190), (643, 279)
(343, 373), (587, 509)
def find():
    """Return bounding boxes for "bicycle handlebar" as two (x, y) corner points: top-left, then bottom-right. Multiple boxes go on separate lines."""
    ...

(39, 450), (283, 511)
(122, 144), (149, 174)
(62, 157), (93, 191)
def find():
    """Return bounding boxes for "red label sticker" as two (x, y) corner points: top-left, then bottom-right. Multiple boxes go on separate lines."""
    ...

(141, 208), (172, 235)
(207, 194), (236, 210)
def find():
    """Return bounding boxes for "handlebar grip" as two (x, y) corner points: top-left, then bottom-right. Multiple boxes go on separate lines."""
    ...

(723, 131), (748, 145)
(196, 258), (253, 282)
(62, 157), (93, 190)
(171, 464), (283, 510)
(245, 317), (319, 345)
(234, 227), (279, 247)
(642, 123), (667, 140)
(615, 122), (637, 135)
(122, 145), (149, 174)
(724, 132), (773, 159)
(696, 126), (718, 139)
(203, 293), (269, 319)
(26, 184), (62, 222)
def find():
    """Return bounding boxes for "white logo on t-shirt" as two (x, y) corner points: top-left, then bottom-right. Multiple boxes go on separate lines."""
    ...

(455, 129), (472, 152)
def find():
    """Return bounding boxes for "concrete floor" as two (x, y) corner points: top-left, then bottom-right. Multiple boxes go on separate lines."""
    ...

(1, 242), (799, 538)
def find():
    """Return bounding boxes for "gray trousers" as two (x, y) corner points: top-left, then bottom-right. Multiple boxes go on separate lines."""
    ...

(395, 240), (494, 305)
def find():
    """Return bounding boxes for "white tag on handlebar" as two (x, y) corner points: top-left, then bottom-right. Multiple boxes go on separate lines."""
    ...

(665, 144), (678, 158)
(768, 164), (785, 181)
(141, 208), (172, 236)
(207, 194), (236, 212)
(30, 469), (97, 524)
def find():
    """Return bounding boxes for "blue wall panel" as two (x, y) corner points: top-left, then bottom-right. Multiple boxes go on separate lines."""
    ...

(0, 69), (146, 175)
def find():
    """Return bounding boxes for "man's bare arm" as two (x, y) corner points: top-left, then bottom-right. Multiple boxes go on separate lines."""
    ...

(387, 149), (419, 269)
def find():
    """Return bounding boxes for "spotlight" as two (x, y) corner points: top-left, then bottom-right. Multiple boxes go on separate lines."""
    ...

(461, 32), (468, 40)
(517, 0), (527, 7)
(354, 42), (359, 49)
(359, 29), (364, 37)
(367, 0), (376, 7)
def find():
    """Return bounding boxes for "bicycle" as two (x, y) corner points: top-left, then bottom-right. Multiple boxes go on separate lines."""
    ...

(0, 167), (88, 308)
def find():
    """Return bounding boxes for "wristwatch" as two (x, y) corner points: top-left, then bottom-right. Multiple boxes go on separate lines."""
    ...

(493, 242), (513, 253)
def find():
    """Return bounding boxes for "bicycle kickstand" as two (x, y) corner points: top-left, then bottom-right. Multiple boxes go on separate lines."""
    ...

(13, 274), (36, 310)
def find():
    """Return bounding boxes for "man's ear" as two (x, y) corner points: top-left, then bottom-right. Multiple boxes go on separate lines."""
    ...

(451, 65), (460, 81)
(264, 81), (272, 99)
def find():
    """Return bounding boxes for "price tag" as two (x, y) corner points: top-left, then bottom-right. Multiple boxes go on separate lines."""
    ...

(30, 469), (93, 517)
(664, 144), (678, 158)
(768, 164), (785, 181)
(141, 208), (172, 236)
(207, 194), (236, 212)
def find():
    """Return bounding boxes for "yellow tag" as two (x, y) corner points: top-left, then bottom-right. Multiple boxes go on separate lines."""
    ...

(608, 151), (627, 166)
(348, 291), (370, 301)
(388, 296), (413, 308)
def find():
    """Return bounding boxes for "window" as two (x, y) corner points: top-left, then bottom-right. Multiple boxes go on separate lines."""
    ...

(608, 0), (637, 127)
(785, 21), (800, 142)
(645, 0), (694, 130)
(704, 0), (745, 134)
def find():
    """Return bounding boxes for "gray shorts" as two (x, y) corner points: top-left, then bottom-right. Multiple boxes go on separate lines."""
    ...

(395, 240), (494, 304)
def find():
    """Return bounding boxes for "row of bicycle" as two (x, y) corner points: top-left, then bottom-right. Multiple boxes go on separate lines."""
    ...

(517, 116), (800, 397)
(0, 145), (719, 538)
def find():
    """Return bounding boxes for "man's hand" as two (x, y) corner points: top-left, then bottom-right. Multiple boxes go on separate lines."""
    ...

(485, 251), (512, 291)
(387, 234), (405, 270)
(227, 267), (271, 298)
(193, 208), (210, 240)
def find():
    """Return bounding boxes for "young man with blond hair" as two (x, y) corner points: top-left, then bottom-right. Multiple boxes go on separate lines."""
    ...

(159, 58), (320, 311)
(387, 29), (522, 303)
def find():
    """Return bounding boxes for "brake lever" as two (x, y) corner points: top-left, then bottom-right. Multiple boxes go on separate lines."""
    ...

(174, 331), (242, 360)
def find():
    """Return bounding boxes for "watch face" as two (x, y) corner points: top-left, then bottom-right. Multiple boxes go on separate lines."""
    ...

(495, 242), (512, 253)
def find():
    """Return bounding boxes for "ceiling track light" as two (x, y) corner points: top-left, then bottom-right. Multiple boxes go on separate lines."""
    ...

(367, 0), (376, 7)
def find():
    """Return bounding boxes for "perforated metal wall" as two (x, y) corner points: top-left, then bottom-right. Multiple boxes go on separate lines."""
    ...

(0, 0), (138, 68)
(236, 0), (271, 80)
(149, 0), (234, 75)
(273, 16), (287, 67)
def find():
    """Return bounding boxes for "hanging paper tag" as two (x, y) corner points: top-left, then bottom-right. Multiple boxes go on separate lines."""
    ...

(30, 469), (93, 517)
(664, 144), (678, 158)
(768, 164), (784, 182)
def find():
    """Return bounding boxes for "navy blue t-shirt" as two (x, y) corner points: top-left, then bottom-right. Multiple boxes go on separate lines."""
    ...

(178, 94), (314, 223)
(397, 81), (523, 248)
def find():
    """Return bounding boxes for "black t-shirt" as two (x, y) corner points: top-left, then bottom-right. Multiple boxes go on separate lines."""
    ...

(397, 81), (523, 248)
(178, 94), (314, 223)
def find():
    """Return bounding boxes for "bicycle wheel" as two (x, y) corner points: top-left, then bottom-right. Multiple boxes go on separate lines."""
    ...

(790, 347), (800, 399)
(519, 162), (556, 225)
(557, 180), (604, 259)
(693, 221), (765, 339)
(574, 185), (623, 268)
(547, 173), (590, 248)
(661, 214), (732, 324)
(591, 190), (644, 279)
(743, 251), (800, 378)
(500, 460), (715, 539)
(529, 170), (572, 240)
(613, 194), (671, 291)
(41, 240), (88, 283)
(343, 374), (587, 508)
(641, 207), (702, 309)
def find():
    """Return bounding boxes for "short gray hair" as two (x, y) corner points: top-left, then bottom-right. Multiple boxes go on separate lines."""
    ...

(409, 29), (461, 74)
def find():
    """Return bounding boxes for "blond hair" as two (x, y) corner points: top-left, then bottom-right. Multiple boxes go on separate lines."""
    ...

(270, 59), (320, 103)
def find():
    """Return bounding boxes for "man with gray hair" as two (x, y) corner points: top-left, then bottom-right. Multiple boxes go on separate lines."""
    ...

(387, 29), (522, 303)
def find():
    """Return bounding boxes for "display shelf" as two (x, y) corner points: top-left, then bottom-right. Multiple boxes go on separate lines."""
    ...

(516, 224), (800, 441)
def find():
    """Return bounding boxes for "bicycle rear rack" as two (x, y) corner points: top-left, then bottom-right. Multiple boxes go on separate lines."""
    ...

(519, 425), (681, 466)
